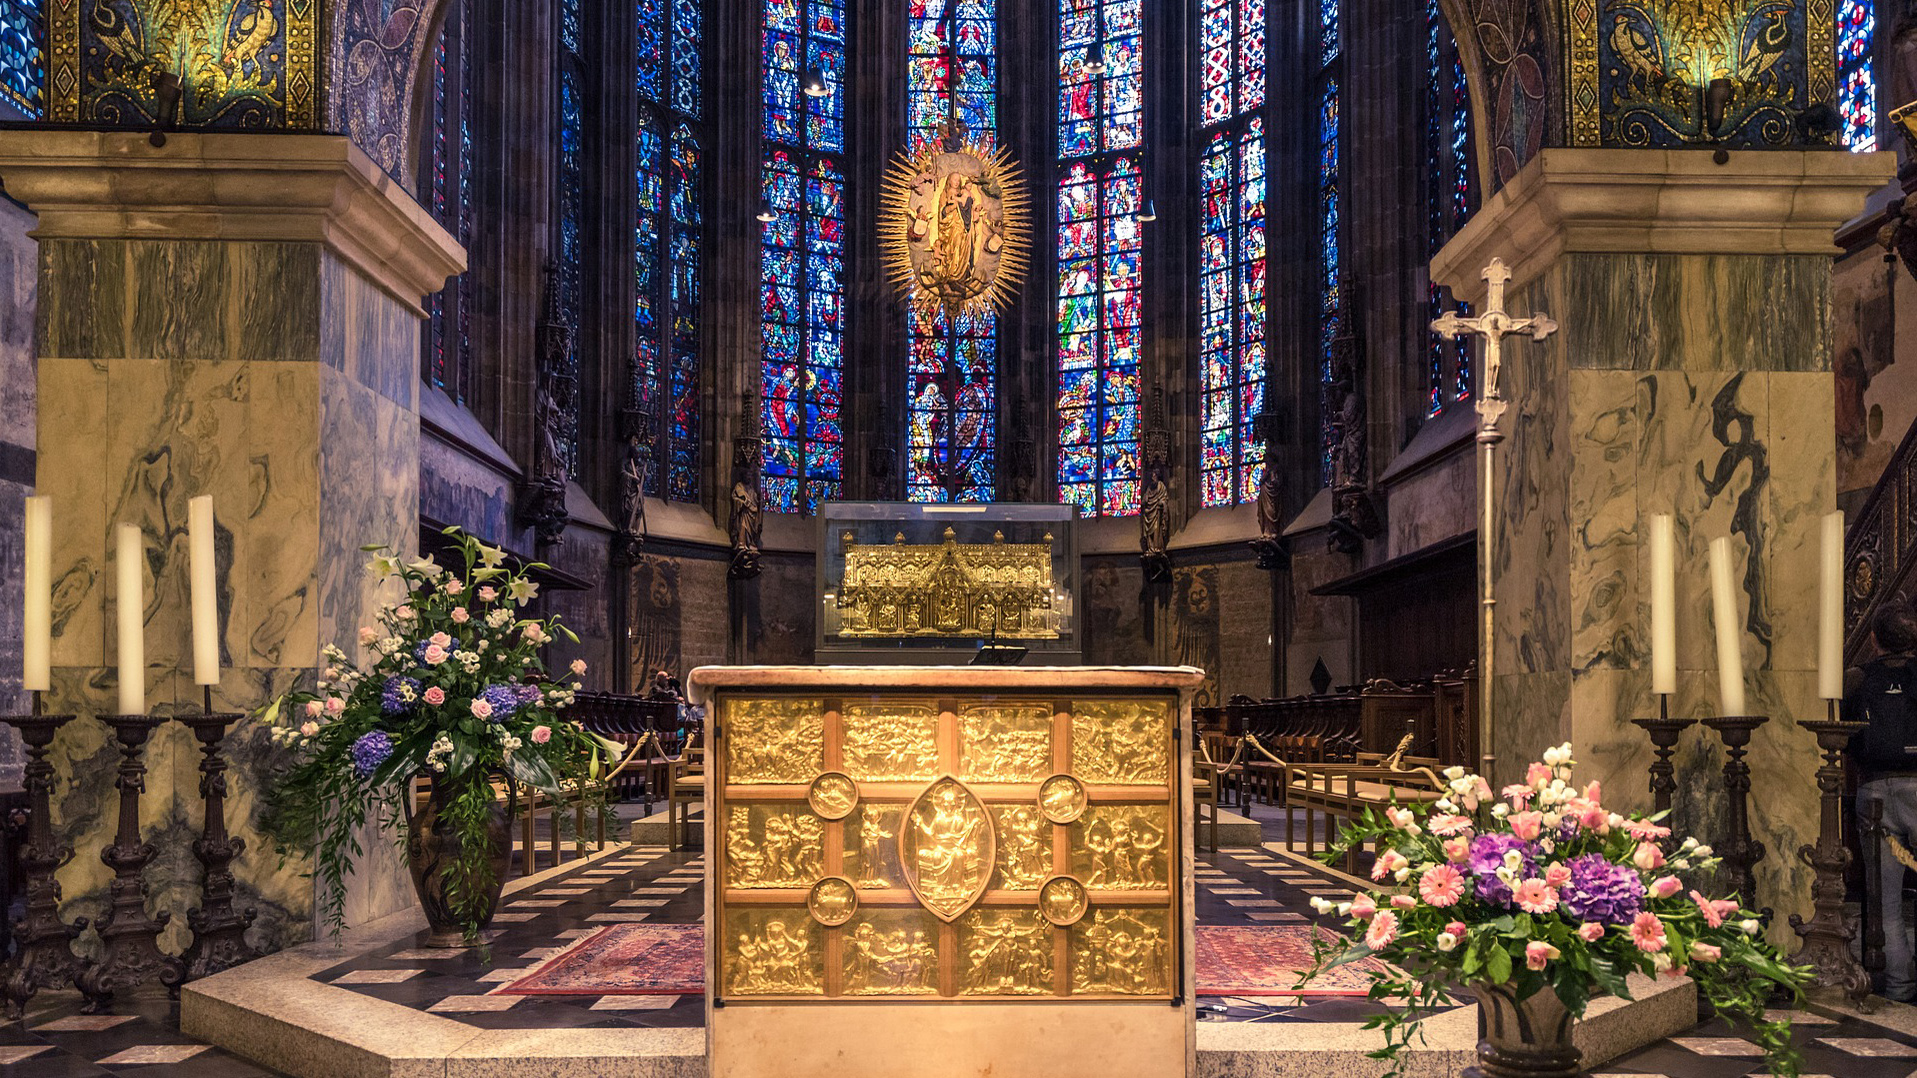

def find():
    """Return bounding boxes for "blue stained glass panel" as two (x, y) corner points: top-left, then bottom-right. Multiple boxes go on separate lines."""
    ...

(0, 0), (44, 118)
(1838, 1), (1877, 152)
(672, 0), (701, 117)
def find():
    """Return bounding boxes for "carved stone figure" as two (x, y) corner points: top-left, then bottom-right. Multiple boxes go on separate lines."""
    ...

(1250, 459), (1286, 570)
(729, 405), (764, 580)
(1139, 387), (1172, 582)
(521, 265), (574, 546)
(616, 426), (649, 563)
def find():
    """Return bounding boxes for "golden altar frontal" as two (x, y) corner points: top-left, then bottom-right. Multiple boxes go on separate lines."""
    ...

(691, 666), (1200, 1078)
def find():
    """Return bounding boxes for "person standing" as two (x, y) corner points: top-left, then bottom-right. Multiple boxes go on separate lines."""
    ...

(1850, 603), (1917, 1002)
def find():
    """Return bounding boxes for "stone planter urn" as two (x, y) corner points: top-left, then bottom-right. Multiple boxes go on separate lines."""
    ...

(1462, 981), (1588, 1078)
(405, 773), (512, 947)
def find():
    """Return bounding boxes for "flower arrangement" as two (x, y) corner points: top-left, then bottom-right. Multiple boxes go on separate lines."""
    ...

(1301, 743), (1810, 1077)
(261, 528), (620, 939)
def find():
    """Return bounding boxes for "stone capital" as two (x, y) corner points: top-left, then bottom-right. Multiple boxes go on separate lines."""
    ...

(1432, 148), (1896, 305)
(0, 131), (464, 317)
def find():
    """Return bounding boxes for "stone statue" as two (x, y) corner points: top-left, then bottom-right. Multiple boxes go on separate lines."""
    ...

(729, 451), (763, 581)
(521, 263), (574, 546)
(1250, 460), (1286, 570)
(616, 426), (649, 563)
(1139, 466), (1171, 582)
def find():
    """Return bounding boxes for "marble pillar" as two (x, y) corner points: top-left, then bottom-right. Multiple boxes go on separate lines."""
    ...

(0, 132), (463, 952)
(1433, 149), (1892, 943)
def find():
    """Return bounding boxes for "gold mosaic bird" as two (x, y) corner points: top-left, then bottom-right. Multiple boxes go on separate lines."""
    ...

(1611, 14), (1663, 93)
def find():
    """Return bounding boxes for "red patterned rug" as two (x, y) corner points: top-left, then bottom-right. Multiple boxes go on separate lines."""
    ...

(494, 923), (1382, 998)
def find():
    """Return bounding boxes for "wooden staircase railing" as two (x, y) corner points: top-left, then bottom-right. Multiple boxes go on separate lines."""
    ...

(1843, 412), (1917, 663)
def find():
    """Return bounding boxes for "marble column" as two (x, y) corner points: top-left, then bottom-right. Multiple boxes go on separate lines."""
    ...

(0, 132), (464, 952)
(1433, 148), (1892, 942)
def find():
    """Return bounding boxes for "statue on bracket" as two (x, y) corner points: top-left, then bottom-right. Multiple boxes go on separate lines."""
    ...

(616, 407), (651, 565)
(730, 392), (764, 581)
(1139, 387), (1172, 582)
(1325, 281), (1380, 555)
(522, 263), (574, 547)
(1251, 459), (1287, 571)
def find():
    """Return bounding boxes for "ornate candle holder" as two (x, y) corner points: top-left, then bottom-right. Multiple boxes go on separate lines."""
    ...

(74, 715), (183, 1011)
(0, 696), (85, 1019)
(1862, 798), (1888, 989)
(1701, 715), (1770, 915)
(1629, 695), (1695, 819)
(179, 691), (257, 986)
(1788, 703), (1871, 1005)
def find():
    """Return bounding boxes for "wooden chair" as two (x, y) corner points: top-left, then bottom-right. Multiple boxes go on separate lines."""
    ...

(1192, 736), (1246, 853)
(1281, 734), (1445, 872)
(668, 732), (705, 851)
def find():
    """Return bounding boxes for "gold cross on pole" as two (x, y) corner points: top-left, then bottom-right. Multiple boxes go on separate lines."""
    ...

(1428, 258), (1558, 787)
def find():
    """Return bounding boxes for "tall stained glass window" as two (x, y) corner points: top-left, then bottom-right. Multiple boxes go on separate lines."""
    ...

(1426, 0), (1473, 416)
(906, 0), (998, 504)
(1316, 0), (1342, 485)
(636, 0), (703, 502)
(420, 0), (475, 401)
(1197, 0), (1265, 508)
(761, 0), (847, 514)
(1838, 2), (1877, 152)
(0, 0), (43, 118)
(1057, 0), (1144, 518)
(554, 0), (586, 479)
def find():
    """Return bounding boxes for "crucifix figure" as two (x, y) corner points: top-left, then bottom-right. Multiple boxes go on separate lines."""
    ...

(1430, 257), (1558, 785)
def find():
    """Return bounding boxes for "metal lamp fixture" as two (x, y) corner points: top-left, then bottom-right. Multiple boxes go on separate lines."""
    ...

(1135, 199), (1157, 223)
(149, 70), (182, 148)
(802, 66), (831, 98)
(756, 198), (777, 223)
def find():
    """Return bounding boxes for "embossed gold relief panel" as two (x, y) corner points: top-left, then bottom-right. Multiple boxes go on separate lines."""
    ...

(959, 703), (1054, 781)
(712, 691), (1181, 1002)
(724, 698), (825, 783)
(1071, 700), (1171, 784)
(1069, 805), (1171, 890)
(842, 702), (941, 780)
(842, 910), (941, 995)
(722, 910), (826, 996)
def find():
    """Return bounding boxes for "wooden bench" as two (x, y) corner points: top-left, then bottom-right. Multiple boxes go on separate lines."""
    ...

(1281, 739), (1446, 872)
(411, 735), (646, 879)
(668, 733), (705, 851)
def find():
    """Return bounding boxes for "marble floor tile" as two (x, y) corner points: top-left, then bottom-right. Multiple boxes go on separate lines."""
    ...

(386, 949), (474, 960)
(1817, 1038), (1917, 1057)
(0, 1046), (50, 1064)
(427, 995), (523, 1013)
(589, 913), (653, 922)
(614, 899), (669, 907)
(507, 900), (567, 908)
(331, 969), (423, 984)
(1207, 888), (1261, 895)
(1764, 1009), (1836, 1025)
(1671, 1037), (1763, 1055)
(589, 995), (683, 1010)
(96, 1045), (210, 1065)
(557, 928), (600, 938)
(489, 913), (542, 922)
(475, 968), (526, 983)
(34, 1016), (137, 1032)
(632, 887), (688, 895)
(1247, 913), (1308, 922)
(519, 947), (568, 960)
(541, 888), (591, 896)
(1225, 899), (1281, 908)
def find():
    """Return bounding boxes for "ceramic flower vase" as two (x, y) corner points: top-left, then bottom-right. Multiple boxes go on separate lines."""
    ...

(406, 774), (512, 947)
(1462, 981), (1588, 1078)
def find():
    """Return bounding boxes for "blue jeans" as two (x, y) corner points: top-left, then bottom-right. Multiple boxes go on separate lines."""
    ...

(1860, 776), (1917, 1002)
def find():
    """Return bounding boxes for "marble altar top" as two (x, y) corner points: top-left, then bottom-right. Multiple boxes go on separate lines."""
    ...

(685, 665), (1207, 704)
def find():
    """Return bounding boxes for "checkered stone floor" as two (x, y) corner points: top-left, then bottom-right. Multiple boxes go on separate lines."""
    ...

(1593, 1010), (1917, 1077)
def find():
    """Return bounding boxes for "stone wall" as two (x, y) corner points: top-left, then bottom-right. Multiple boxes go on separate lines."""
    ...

(1834, 243), (1912, 509)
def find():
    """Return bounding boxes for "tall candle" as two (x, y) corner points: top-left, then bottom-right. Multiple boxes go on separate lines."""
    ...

(189, 495), (219, 686)
(1709, 536), (1746, 716)
(1819, 510), (1846, 700)
(1649, 514), (1676, 697)
(22, 496), (49, 693)
(116, 523), (144, 716)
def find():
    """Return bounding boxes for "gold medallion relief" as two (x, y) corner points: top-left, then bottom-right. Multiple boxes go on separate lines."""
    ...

(807, 772), (860, 820)
(1039, 875), (1090, 927)
(808, 877), (859, 927)
(899, 777), (995, 921)
(1038, 773), (1088, 823)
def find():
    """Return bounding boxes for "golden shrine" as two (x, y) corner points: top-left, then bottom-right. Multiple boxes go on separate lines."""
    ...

(692, 666), (1201, 1078)
(835, 527), (1057, 639)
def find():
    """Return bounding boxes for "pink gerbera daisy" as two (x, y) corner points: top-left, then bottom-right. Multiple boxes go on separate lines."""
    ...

(1629, 911), (1668, 953)
(1364, 910), (1400, 951)
(1418, 864), (1466, 908)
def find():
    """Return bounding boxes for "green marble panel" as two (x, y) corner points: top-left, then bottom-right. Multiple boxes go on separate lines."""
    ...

(37, 240), (126, 360)
(1559, 254), (1832, 373)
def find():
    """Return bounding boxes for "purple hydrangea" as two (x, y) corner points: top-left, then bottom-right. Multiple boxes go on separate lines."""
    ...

(478, 684), (523, 720)
(350, 730), (395, 778)
(1467, 833), (1537, 907)
(380, 675), (421, 715)
(515, 684), (542, 707)
(1560, 853), (1646, 925)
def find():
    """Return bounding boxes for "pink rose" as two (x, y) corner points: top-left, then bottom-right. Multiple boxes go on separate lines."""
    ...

(1525, 762), (1553, 786)
(531, 725), (552, 744)
(478, 586), (497, 602)
(1363, 910), (1399, 951)
(423, 686), (447, 706)
(1629, 911), (1668, 953)
(1444, 921), (1467, 938)
(429, 631), (452, 648)
(1508, 811), (1544, 841)
(570, 658), (588, 676)
(445, 579), (464, 595)
(1689, 942), (1722, 964)
(396, 605), (415, 621)
(1525, 941), (1561, 970)
(1579, 804), (1609, 831)
(298, 720), (320, 737)
(358, 626), (378, 646)
(1577, 922), (1606, 942)
(1418, 864), (1465, 908)
(1390, 894), (1417, 910)
(470, 698), (494, 719)
(304, 700), (324, 718)
(1385, 807), (1415, 829)
(1443, 837), (1471, 863)
(1632, 842), (1665, 871)
(1650, 875), (1682, 899)
(324, 697), (345, 715)
(451, 607), (470, 624)
(1514, 878), (1559, 915)
(1350, 896), (1377, 920)
(1544, 863), (1572, 888)
(1583, 780), (1603, 803)
(423, 644), (448, 665)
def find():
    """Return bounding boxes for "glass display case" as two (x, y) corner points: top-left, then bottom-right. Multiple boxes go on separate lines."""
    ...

(815, 502), (1080, 665)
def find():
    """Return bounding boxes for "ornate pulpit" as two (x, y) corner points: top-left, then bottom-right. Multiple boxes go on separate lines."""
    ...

(690, 666), (1201, 1078)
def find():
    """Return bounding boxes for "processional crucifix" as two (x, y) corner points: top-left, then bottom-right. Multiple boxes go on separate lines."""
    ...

(1430, 258), (1557, 783)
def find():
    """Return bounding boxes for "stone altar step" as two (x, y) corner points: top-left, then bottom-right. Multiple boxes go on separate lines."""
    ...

(629, 805), (1265, 848)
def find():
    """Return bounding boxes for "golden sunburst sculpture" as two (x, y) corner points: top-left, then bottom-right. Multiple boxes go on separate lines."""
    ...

(879, 127), (1032, 319)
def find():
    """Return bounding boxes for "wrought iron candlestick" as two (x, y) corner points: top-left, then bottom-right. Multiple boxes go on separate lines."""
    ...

(0, 698), (85, 1019)
(1702, 715), (1770, 913)
(1788, 705), (1872, 1005)
(74, 715), (183, 1011)
(179, 692), (256, 985)
(1630, 695), (1695, 819)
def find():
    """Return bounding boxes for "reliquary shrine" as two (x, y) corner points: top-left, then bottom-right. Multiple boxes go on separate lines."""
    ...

(692, 666), (1201, 1078)
(834, 527), (1058, 639)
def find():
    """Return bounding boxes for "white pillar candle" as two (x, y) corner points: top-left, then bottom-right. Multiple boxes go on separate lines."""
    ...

(1819, 510), (1846, 700)
(22, 496), (50, 693)
(115, 523), (144, 716)
(189, 495), (219, 687)
(1649, 514), (1676, 697)
(1709, 536), (1746, 716)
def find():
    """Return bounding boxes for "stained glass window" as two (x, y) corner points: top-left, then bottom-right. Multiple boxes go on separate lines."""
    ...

(420, 0), (475, 403)
(907, 0), (998, 504)
(1197, 0), (1265, 509)
(1838, 1), (1877, 152)
(636, 0), (703, 502)
(554, 0), (586, 480)
(1057, 0), (1144, 518)
(760, 0), (847, 515)
(1317, 1), (1342, 486)
(0, 0), (43, 118)
(1426, 0), (1473, 417)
